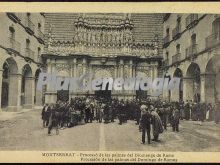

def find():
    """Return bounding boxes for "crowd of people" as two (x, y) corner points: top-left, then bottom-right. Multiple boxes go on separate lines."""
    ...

(41, 96), (220, 144)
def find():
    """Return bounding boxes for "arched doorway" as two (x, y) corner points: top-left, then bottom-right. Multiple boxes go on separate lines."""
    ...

(186, 63), (201, 102)
(205, 56), (220, 103)
(172, 68), (183, 101)
(1, 57), (18, 111)
(35, 69), (43, 106)
(94, 69), (112, 100)
(21, 64), (33, 108)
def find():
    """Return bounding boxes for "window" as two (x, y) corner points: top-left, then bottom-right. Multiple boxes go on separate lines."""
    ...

(176, 44), (180, 53)
(212, 18), (220, 38)
(166, 51), (169, 59)
(26, 39), (30, 49)
(191, 34), (196, 45)
(177, 16), (181, 28)
(38, 47), (41, 60)
(9, 26), (15, 40)
(38, 23), (41, 30)
(166, 28), (169, 36)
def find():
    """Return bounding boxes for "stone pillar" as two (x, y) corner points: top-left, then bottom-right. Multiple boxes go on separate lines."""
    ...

(200, 74), (206, 103)
(201, 73), (215, 103)
(129, 59), (133, 77)
(35, 77), (42, 106)
(0, 70), (3, 111)
(114, 65), (118, 79)
(74, 58), (77, 77)
(8, 74), (22, 111)
(119, 59), (124, 77)
(182, 77), (194, 102)
(45, 59), (57, 104)
(153, 65), (158, 79)
(23, 77), (34, 109)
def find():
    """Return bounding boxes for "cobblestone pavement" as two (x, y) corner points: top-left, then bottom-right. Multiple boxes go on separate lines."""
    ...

(0, 109), (220, 151)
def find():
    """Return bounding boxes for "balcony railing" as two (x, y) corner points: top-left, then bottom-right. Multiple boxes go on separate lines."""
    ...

(172, 25), (181, 39)
(163, 35), (170, 48)
(185, 44), (197, 58)
(186, 14), (199, 29)
(25, 18), (35, 34)
(205, 32), (220, 49)
(172, 53), (181, 64)
(6, 13), (21, 23)
(8, 37), (21, 53)
(25, 48), (35, 59)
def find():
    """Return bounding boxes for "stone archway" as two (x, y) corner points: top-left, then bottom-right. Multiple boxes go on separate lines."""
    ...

(172, 68), (183, 101)
(205, 56), (220, 103)
(34, 68), (43, 106)
(1, 57), (19, 111)
(185, 62), (201, 102)
(21, 64), (33, 108)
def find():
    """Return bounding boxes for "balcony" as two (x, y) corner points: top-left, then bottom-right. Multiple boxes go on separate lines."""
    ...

(172, 53), (181, 64)
(25, 48), (35, 59)
(163, 35), (170, 48)
(205, 32), (220, 49)
(37, 29), (45, 44)
(6, 13), (21, 23)
(185, 44), (197, 59)
(25, 19), (35, 35)
(186, 14), (199, 29)
(7, 37), (21, 54)
(172, 25), (181, 40)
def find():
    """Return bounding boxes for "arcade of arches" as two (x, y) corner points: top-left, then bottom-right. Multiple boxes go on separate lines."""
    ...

(169, 56), (220, 104)
(0, 57), (43, 111)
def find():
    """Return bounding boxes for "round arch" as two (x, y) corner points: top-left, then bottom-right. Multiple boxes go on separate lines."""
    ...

(21, 64), (33, 108)
(1, 57), (19, 110)
(205, 55), (220, 104)
(172, 68), (183, 102)
(185, 62), (201, 102)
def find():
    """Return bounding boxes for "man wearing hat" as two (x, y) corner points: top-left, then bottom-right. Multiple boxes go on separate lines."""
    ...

(140, 104), (152, 144)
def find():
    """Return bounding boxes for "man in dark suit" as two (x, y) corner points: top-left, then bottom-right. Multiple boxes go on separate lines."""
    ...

(140, 105), (152, 144)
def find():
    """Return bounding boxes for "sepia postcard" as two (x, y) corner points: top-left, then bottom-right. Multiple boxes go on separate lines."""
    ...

(0, 2), (219, 163)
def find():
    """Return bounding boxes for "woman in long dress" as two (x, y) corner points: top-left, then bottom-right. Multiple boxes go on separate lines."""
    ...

(151, 107), (164, 142)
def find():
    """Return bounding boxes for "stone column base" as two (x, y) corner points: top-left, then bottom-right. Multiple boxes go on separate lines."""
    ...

(23, 104), (33, 109)
(7, 106), (22, 112)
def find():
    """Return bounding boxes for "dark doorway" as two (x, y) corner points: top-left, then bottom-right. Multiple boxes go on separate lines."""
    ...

(57, 90), (69, 102)
(136, 89), (148, 101)
(95, 83), (111, 100)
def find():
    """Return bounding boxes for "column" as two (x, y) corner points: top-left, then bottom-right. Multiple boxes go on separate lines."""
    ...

(153, 64), (158, 79)
(8, 73), (22, 111)
(24, 77), (34, 109)
(182, 77), (194, 102)
(0, 70), (2, 111)
(129, 59), (133, 77)
(200, 74), (205, 103)
(114, 65), (118, 79)
(73, 58), (77, 77)
(201, 73), (215, 103)
(35, 77), (43, 106)
(119, 59), (124, 77)
(45, 59), (57, 104)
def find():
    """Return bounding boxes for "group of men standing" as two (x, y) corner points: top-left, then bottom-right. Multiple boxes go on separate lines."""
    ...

(41, 96), (220, 145)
